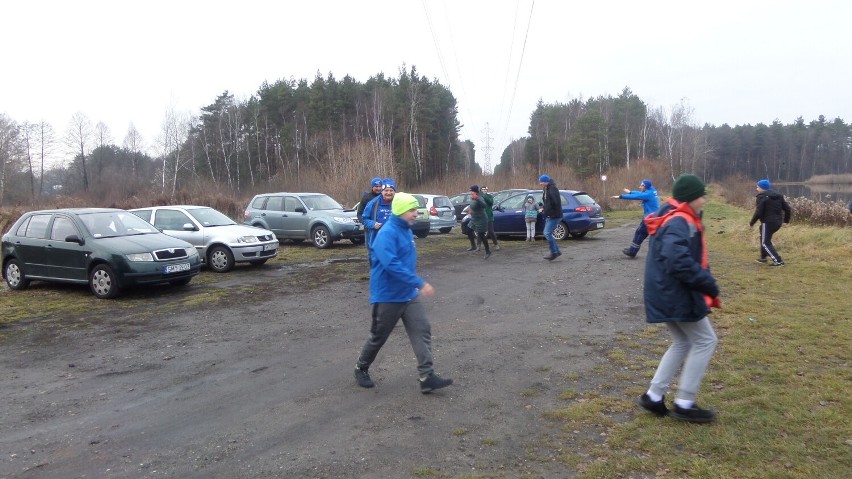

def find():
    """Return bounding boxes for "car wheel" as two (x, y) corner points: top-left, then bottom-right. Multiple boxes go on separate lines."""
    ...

(4, 259), (30, 290)
(312, 225), (332, 249)
(350, 236), (365, 245)
(169, 278), (192, 286)
(90, 264), (120, 299)
(570, 231), (588, 238)
(552, 222), (568, 240)
(248, 259), (268, 266)
(414, 231), (429, 239)
(439, 227), (452, 234)
(208, 245), (235, 273)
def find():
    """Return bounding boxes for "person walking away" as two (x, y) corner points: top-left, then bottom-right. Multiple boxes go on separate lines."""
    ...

(480, 186), (500, 250)
(357, 177), (383, 219)
(538, 174), (562, 261)
(353, 192), (454, 394)
(361, 178), (396, 265)
(638, 174), (721, 423)
(612, 179), (659, 258)
(749, 179), (792, 266)
(523, 194), (538, 241)
(467, 185), (491, 259)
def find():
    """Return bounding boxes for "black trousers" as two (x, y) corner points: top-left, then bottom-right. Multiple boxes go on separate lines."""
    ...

(759, 221), (783, 263)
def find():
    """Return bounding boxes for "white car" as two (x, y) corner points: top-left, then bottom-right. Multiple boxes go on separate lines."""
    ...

(130, 205), (278, 273)
(416, 194), (457, 234)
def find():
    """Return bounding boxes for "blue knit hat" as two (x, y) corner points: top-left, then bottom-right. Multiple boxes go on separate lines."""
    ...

(370, 177), (382, 187)
(757, 179), (771, 190)
(641, 179), (653, 189)
(382, 178), (396, 191)
(539, 174), (551, 183)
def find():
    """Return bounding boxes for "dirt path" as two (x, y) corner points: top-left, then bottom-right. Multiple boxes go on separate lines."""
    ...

(1, 221), (650, 478)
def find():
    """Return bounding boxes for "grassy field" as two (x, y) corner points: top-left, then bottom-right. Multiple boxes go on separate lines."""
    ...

(540, 201), (851, 479)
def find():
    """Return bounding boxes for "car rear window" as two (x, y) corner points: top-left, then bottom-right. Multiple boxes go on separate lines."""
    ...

(573, 194), (596, 206)
(433, 197), (452, 208)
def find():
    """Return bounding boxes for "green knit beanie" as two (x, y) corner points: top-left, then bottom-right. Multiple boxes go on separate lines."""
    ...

(672, 174), (706, 202)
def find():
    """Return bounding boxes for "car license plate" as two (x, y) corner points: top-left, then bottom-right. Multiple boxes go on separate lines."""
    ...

(164, 262), (190, 274)
(596, 223), (604, 229)
(264, 243), (277, 251)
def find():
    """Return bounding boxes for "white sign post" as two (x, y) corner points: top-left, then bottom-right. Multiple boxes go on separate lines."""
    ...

(601, 175), (607, 198)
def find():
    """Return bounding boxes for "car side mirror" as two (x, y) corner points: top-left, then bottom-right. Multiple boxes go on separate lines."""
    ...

(183, 223), (198, 231)
(295, 207), (307, 214)
(65, 234), (84, 245)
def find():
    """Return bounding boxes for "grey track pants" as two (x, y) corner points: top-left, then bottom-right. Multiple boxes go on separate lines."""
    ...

(648, 317), (718, 402)
(356, 299), (434, 377)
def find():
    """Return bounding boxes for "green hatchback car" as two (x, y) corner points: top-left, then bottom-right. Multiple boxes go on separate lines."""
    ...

(2, 208), (201, 299)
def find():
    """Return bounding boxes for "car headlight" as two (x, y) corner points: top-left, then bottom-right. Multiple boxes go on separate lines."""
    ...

(333, 216), (355, 224)
(126, 252), (154, 262)
(237, 235), (259, 244)
(185, 246), (198, 257)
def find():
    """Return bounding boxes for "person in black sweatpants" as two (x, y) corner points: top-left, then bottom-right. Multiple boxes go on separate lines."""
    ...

(749, 179), (792, 266)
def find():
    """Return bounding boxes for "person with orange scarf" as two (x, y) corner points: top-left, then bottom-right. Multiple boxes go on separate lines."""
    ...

(638, 174), (721, 423)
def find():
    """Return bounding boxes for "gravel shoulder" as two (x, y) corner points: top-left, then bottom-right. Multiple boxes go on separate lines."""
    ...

(0, 222), (651, 479)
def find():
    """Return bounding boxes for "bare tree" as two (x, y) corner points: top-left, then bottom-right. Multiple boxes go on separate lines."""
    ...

(0, 114), (22, 205)
(66, 112), (93, 191)
(123, 123), (144, 176)
(158, 108), (191, 199)
(34, 120), (56, 197)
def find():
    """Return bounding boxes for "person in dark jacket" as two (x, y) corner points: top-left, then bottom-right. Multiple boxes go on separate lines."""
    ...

(612, 179), (659, 258)
(749, 179), (792, 266)
(466, 185), (491, 259)
(638, 174), (720, 423)
(354, 192), (453, 394)
(480, 186), (500, 250)
(537, 174), (562, 261)
(356, 177), (383, 219)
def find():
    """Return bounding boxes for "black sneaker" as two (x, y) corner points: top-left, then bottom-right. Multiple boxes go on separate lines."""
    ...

(669, 403), (716, 423)
(755, 258), (768, 264)
(494, 244), (501, 251)
(354, 368), (374, 388)
(770, 261), (785, 267)
(623, 248), (637, 258)
(638, 393), (668, 417)
(483, 252), (491, 260)
(419, 372), (453, 393)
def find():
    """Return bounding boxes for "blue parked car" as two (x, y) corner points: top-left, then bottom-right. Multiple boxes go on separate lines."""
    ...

(492, 190), (605, 239)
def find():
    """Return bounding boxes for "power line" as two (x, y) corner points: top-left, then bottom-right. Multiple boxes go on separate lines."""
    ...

(503, 0), (535, 142)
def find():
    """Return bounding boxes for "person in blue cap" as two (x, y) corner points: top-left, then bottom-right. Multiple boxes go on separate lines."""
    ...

(362, 178), (396, 263)
(612, 179), (659, 258)
(537, 174), (562, 261)
(356, 177), (383, 220)
(749, 179), (792, 266)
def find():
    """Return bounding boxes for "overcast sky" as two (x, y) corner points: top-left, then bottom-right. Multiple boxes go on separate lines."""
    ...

(3, 0), (851, 168)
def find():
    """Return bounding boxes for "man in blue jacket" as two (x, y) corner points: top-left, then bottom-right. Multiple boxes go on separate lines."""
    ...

(612, 179), (659, 258)
(361, 178), (396, 263)
(354, 192), (454, 394)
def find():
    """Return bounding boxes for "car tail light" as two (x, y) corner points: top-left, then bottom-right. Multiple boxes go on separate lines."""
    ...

(430, 206), (438, 217)
(574, 206), (593, 212)
(244, 210), (250, 219)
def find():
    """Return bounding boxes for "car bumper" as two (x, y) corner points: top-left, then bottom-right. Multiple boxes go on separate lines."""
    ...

(120, 259), (202, 285)
(231, 241), (279, 262)
(428, 217), (456, 231)
(330, 224), (365, 240)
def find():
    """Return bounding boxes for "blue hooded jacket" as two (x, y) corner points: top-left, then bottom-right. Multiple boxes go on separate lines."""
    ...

(361, 194), (394, 247)
(619, 187), (660, 216)
(369, 214), (425, 303)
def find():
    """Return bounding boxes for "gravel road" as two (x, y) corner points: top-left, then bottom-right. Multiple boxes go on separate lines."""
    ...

(1, 221), (651, 479)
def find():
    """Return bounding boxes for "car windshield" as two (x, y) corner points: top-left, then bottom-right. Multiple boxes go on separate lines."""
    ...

(301, 194), (343, 210)
(80, 211), (159, 238)
(492, 189), (532, 204)
(187, 208), (236, 227)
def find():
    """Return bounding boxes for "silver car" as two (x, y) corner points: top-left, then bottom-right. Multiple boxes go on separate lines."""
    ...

(417, 194), (456, 234)
(130, 206), (278, 273)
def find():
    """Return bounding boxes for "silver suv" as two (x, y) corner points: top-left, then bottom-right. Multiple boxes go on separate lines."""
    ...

(244, 192), (364, 248)
(130, 205), (278, 273)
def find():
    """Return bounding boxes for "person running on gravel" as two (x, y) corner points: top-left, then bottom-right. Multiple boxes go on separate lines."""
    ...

(612, 179), (659, 258)
(354, 192), (454, 394)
